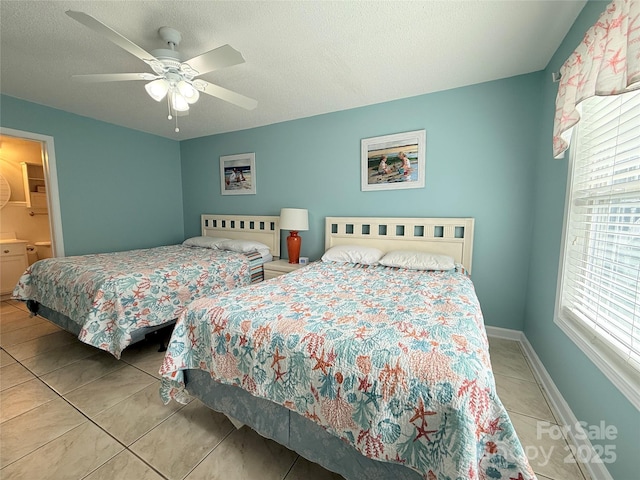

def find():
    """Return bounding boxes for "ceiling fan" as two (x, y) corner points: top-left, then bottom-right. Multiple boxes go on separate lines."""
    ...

(66, 10), (257, 133)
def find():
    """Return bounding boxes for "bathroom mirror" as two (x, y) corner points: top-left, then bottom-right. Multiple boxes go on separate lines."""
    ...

(0, 174), (10, 209)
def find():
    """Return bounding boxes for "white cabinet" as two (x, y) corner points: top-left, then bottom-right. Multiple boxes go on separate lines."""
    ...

(263, 259), (306, 280)
(21, 162), (47, 209)
(1, 241), (28, 295)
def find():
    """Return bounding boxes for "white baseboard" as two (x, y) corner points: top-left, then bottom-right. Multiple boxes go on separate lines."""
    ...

(487, 327), (614, 480)
(485, 325), (522, 341)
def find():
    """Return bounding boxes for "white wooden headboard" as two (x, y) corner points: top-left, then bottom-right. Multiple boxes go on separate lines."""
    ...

(325, 216), (475, 273)
(201, 214), (281, 258)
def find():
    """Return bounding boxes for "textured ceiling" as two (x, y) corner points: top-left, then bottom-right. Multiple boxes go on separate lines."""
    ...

(0, 1), (586, 141)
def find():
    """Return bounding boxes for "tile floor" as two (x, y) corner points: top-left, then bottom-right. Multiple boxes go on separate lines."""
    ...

(0, 299), (592, 480)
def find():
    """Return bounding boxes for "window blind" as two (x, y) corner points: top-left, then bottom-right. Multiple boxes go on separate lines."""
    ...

(561, 90), (640, 371)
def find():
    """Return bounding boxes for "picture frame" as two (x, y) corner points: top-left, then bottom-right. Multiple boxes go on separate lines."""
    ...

(361, 129), (426, 191)
(220, 153), (256, 195)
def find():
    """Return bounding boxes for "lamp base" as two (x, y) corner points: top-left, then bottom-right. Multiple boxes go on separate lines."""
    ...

(286, 231), (301, 264)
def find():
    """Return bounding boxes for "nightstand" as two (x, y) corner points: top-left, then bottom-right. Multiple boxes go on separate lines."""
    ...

(264, 259), (306, 280)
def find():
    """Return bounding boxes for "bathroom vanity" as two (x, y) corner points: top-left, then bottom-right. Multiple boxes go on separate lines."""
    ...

(0, 237), (28, 296)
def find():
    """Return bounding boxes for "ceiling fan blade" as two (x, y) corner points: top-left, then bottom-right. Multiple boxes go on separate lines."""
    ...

(66, 10), (156, 63)
(184, 45), (245, 75)
(199, 81), (257, 110)
(72, 73), (158, 83)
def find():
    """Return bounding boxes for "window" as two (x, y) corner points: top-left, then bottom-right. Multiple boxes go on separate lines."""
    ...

(556, 89), (640, 409)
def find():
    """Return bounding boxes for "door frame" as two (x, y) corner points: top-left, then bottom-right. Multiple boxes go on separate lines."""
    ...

(1, 127), (64, 257)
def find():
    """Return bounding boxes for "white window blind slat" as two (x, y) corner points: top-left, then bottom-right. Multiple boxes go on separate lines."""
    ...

(565, 284), (637, 326)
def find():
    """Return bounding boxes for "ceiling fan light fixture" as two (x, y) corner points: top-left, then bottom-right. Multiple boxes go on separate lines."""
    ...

(177, 80), (199, 104)
(65, 12), (257, 135)
(145, 78), (169, 101)
(170, 90), (190, 112)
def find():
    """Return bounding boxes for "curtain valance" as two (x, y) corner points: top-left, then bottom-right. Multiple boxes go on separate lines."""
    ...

(553, 0), (640, 159)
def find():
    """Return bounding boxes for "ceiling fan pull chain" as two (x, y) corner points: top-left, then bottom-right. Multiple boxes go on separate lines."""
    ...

(165, 93), (179, 132)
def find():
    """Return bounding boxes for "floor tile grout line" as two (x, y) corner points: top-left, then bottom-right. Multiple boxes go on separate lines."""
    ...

(0, 368), (61, 426)
(504, 407), (560, 426)
(503, 341), (539, 379)
(281, 454), (301, 480)
(77, 446), (171, 480)
(495, 372), (557, 424)
(0, 328), (66, 350)
(504, 408), (556, 426)
(516, 344), (545, 386)
(557, 435), (590, 480)
(124, 358), (163, 379)
(11, 346), (98, 392)
(0, 330), (79, 361)
(27, 350), (121, 384)
(0, 373), (38, 393)
(103, 385), (190, 448)
(492, 371), (537, 384)
(11, 315), (164, 381)
(42, 364), (131, 397)
(177, 425), (237, 480)
(122, 397), (200, 478)
(493, 371), (540, 386)
(537, 386), (560, 424)
(76, 449), (124, 480)
(0, 317), (48, 336)
(122, 447), (170, 480)
(60, 376), (159, 420)
(55, 359), (157, 400)
(0, 346), (18, 368)
(0, 412), (117, 471)
(516, 359), (561, 423)
(0, 304), (24, 314)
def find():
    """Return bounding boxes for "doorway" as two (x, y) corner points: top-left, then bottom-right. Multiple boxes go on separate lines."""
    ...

(0, 128), (64, 258)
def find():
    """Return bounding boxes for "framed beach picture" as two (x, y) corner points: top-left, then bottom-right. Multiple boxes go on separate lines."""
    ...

(361, 129), (426, 191)
(220, 153), (256, 195)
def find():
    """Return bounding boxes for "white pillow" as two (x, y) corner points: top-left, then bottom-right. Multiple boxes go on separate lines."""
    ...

(183, 236), (230, 249)
(321, 245), (384, 265)
(218, 239), (271, 256)
(379, 250), (455, 271)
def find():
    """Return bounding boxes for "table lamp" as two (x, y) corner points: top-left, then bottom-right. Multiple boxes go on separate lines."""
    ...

(279, 208), (309, 264)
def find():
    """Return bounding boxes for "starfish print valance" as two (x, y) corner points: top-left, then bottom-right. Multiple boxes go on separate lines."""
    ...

(553, 0), (640, 159)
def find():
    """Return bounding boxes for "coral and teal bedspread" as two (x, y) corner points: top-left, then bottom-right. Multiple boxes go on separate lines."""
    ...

(13, 245), (264, 358)
(160, 261), (536, 479)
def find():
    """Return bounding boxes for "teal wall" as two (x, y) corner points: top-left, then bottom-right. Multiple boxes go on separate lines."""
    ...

(181, 73), (542, 331)
(525, 1), (639, 479)
(0, 95), (184, 255)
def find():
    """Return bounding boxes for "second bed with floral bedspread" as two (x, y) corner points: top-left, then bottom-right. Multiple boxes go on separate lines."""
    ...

(13, 245), (266, 357)
(160, 261), (535, 479)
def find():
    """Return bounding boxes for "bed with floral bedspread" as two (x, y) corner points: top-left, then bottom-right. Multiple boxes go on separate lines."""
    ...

(160, 261), (536, 480)
(13, 245), (266, 358)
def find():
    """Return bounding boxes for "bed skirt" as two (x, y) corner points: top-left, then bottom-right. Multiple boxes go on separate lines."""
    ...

(185, 369), (422, 480)
(26, 300), (175, 348)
